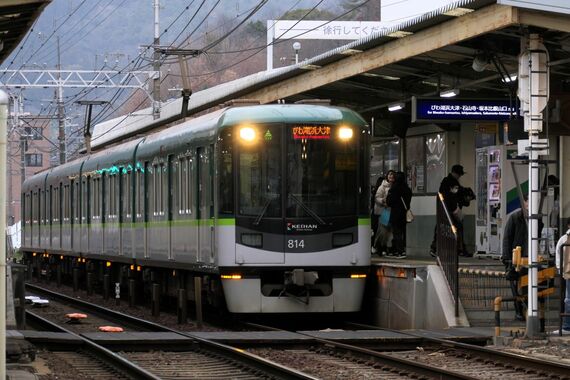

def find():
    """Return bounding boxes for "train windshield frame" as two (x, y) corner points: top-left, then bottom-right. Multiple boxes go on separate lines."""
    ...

(236, 123), (358, 220)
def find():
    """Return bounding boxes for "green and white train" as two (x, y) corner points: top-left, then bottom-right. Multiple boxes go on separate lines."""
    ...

(22, 104), (371, 313)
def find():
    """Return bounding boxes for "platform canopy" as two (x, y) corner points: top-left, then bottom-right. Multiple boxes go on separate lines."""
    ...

(92, 0), (570, 148)
(0, 0), (51, 64)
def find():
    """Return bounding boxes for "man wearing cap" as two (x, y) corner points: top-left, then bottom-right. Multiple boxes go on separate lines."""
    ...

(430, 164), (470, 257)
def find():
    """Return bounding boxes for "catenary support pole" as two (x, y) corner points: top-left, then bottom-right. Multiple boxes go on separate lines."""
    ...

(520, 34), (549, 338)
(0, 89), (10, 380)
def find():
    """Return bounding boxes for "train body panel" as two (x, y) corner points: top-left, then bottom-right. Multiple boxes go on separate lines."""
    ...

(22, 104), (370, 313)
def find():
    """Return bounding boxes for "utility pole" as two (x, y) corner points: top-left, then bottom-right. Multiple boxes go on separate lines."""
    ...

(152, 0), (161, 119)
(17, 94), (26, 185)
(56, 36), (66, 164)
(518, 33), (549, 339)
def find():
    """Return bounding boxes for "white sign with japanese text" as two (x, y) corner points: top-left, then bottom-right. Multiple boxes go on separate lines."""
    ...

(272, 20), (386, 40)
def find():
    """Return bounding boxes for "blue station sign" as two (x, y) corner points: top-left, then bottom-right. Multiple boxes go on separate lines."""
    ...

(412, 97), (517, 122)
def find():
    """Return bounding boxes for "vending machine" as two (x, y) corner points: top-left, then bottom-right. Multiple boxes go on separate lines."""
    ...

(475, 145), (527, 256)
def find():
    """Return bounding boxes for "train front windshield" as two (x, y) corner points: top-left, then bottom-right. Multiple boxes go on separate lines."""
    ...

(237, 124), (358, 220)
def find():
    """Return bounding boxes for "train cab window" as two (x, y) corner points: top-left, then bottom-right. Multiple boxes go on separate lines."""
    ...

(286, 124), (357, 217)
(359, 129), (370, 215)
(218, 129), (234, 216)
(238, 125), (281, 217)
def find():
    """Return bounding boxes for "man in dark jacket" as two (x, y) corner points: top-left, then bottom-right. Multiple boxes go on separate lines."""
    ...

(502, 198), (528, 321)
(430, 164), (469, 257)
(386, 171), (412, 259)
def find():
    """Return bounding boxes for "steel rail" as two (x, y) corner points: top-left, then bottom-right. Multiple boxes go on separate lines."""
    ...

(26, 310), (161, 380)
(26, 283), (317, 380)
(346, 322), (570, 378)
(245, 322), (478, 380)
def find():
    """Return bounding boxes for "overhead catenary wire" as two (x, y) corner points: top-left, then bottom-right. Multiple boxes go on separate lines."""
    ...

(88, 0), (372, 145)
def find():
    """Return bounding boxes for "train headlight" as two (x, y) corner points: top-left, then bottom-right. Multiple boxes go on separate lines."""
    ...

(239, 126), (256, 142)
(338, 126), (353, 140)
(221, 274), (242, 280)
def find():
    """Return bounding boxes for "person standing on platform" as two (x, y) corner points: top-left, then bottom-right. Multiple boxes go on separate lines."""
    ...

(553, 218), (570, 335)
(501, 197), (529, 321)
(430, 164), (470, 257)
(372, 170), (395, 256)
(370, 176), (384, 252)
(386, 171), (412, 259)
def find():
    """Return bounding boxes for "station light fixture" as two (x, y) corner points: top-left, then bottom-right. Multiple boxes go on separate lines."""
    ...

(388, 102), (405, 112)
(502, 74), (517, 83)
(340, 48), (362, 56)
(387, 30), (413, 38)
(299, 64), (321, 70)
(350, 274), (367, 279)
(443, 8), (474, 17)
(440, 88), (460, 98)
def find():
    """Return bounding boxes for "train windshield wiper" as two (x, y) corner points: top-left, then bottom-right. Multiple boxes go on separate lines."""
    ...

(288, 193), (326, 225)
(253, 194), (278, 226)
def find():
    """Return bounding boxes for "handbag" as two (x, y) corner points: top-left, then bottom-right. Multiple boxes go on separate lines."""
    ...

(401, 197), (414, 223)
(379, 207), (391, 226)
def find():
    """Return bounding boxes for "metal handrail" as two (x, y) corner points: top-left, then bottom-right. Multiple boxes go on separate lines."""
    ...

(436, 192), (459, 317)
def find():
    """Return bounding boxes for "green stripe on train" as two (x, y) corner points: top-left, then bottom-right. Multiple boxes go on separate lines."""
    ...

(53, 218), (236, 229)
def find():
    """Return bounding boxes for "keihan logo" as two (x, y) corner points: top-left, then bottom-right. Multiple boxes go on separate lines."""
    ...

(287, 223), (318, 232)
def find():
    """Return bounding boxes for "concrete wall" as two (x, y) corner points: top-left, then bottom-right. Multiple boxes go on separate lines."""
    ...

(372, 264), (469, 329)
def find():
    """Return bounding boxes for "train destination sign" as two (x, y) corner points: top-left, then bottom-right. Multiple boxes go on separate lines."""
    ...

(292, 125), (331, 140)
(412, 97), (517, 122)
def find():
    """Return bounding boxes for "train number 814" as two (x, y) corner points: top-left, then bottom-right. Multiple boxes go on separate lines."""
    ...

(287, 239), (305, 249)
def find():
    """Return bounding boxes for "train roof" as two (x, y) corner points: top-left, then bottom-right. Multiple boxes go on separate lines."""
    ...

(219, 104), (367, 127)
(23, 104), (366, 191)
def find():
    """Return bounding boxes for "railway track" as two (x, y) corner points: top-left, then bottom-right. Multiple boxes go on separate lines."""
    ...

(246, 322), (570, 380)
(25, 283), (316, 379)
(346, 322), (570, 379)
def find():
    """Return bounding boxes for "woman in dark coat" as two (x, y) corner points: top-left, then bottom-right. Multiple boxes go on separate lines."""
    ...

(386, 171), (412, 258)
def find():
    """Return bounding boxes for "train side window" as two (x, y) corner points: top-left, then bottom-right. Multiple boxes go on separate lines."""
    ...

(218, 130), (234, 215)
(177, 158), (184, 215)
(40, 190), (44, 224)
(101, 174), (106, 223)
(21, 193), (26, 227)
(108, 174), (116, 219)
(136, 169), (143, 219)
(124, 169), (131, 220)
(160, 163), (165, 216)
(83, 177), (89, 224)
(151, 164), (157, 216)
(189, 153), (195, 217)
(144, 162), (150, 222)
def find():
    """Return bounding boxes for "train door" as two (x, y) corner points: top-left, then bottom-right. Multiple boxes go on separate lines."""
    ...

(143, 162), (150, 259)
(167, 155), (174, 260)
(197, 146), (214, 263)
(81, 176), (89, 253)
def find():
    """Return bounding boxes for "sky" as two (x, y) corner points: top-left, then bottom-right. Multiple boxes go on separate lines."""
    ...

(1, 0), (459, 119)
